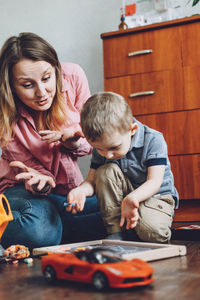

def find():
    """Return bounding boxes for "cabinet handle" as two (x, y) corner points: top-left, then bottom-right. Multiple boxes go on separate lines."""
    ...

(128, 49), (152, 57)
(129, 91), (155, 98)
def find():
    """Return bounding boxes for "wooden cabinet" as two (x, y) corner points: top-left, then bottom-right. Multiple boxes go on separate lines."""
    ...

(101, 15), (200, 221)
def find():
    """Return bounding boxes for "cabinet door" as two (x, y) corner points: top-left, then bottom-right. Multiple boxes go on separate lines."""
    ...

(136, 110), (200, 155)
(169, 154), (200, 200)
(183, 66), (200, 110)
(105, 69), (184, 115)
(181, 21), (200, 67)
(103, 27), (181, 78)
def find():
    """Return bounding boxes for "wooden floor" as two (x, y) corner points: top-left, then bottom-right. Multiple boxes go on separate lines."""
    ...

(0, 239), (200, 300)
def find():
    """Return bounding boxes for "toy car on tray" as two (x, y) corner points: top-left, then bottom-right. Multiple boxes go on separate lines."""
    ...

(41, 247), (154, 290)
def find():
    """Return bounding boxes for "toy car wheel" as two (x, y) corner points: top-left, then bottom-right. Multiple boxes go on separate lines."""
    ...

(43, 265), (57, 283)
(92, 272), (108, 291)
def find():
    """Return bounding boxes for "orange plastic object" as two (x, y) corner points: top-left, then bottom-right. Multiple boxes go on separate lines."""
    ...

(0, 194), (13, 239)
(125, 3), (136, 16)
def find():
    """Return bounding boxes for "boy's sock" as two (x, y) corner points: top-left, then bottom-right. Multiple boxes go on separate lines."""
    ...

(105, 232), (123, 240)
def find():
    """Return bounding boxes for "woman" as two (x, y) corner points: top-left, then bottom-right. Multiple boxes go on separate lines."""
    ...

(0, 32), (106, 250)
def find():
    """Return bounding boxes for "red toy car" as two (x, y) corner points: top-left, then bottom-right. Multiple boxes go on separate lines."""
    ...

(41, 247), (154, 290)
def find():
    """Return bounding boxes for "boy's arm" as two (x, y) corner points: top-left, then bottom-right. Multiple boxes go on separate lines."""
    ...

(129, 164), (165, 202)
(120, 164), (165, 229)
(66, 168), (96, 213)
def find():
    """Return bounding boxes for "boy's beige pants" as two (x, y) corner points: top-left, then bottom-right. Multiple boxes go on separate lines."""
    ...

(95, 163), (175, 243)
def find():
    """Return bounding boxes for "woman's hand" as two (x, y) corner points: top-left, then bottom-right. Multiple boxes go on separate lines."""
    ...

(60, 127), (84, 149)
(39, 130), (62, 144)
(39, 127), (84, 149)
(9, 161), (55, 193)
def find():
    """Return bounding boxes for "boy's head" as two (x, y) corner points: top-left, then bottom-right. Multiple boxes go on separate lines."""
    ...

(81, 92), (138, 160)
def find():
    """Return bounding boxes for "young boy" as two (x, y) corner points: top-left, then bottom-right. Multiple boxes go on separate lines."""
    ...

(66, 92), (179, 243)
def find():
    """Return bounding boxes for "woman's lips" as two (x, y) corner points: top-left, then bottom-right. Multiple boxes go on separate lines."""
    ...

(37, 98), (48, 106)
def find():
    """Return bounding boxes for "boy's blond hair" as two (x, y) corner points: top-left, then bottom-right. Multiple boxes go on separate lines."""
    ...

(81, 92), (133, 142)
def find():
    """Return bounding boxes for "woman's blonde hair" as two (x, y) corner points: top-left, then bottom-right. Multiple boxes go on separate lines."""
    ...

(0, 32), (67, 147)
(81, 91), (133, 142)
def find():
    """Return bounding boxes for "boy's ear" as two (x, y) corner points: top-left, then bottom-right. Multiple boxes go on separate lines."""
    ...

(130, 122), (138, 136)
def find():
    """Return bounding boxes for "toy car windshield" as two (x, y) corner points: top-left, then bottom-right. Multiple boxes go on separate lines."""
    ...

(74, 247), (123, 264)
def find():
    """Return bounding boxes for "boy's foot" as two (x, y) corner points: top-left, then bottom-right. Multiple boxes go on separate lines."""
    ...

(105, 232), (123, 240)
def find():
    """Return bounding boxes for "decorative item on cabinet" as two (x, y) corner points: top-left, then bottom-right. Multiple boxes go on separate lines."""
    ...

(119, 14), (128, 30)
(101, 15), (200, 222)
(119, 4), (129, 30)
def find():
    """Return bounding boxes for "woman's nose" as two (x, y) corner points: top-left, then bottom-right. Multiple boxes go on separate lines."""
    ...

(35, 83), (46, 97)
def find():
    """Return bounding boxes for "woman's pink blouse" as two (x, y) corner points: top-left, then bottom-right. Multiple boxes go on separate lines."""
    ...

(0, 63), (92, 195)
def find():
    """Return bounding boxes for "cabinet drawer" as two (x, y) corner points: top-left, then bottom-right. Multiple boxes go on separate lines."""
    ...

(136, 110), (200, 155)
(105, 69), (184, 115)
(103, 27), (181, 78)
(169, 154), (200, 200)
(181, 22), (200, 67)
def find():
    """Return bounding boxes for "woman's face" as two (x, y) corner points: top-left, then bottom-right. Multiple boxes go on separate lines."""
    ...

(12, 59), (56, 111)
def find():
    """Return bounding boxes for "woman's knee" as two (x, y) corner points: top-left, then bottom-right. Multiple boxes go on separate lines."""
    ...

(1, 197), (62, 250)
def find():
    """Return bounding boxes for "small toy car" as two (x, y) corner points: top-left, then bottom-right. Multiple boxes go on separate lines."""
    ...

(41, 247), (154, 290)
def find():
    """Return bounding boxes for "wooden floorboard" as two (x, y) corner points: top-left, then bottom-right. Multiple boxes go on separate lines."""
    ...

(0, 240), (200, 300)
